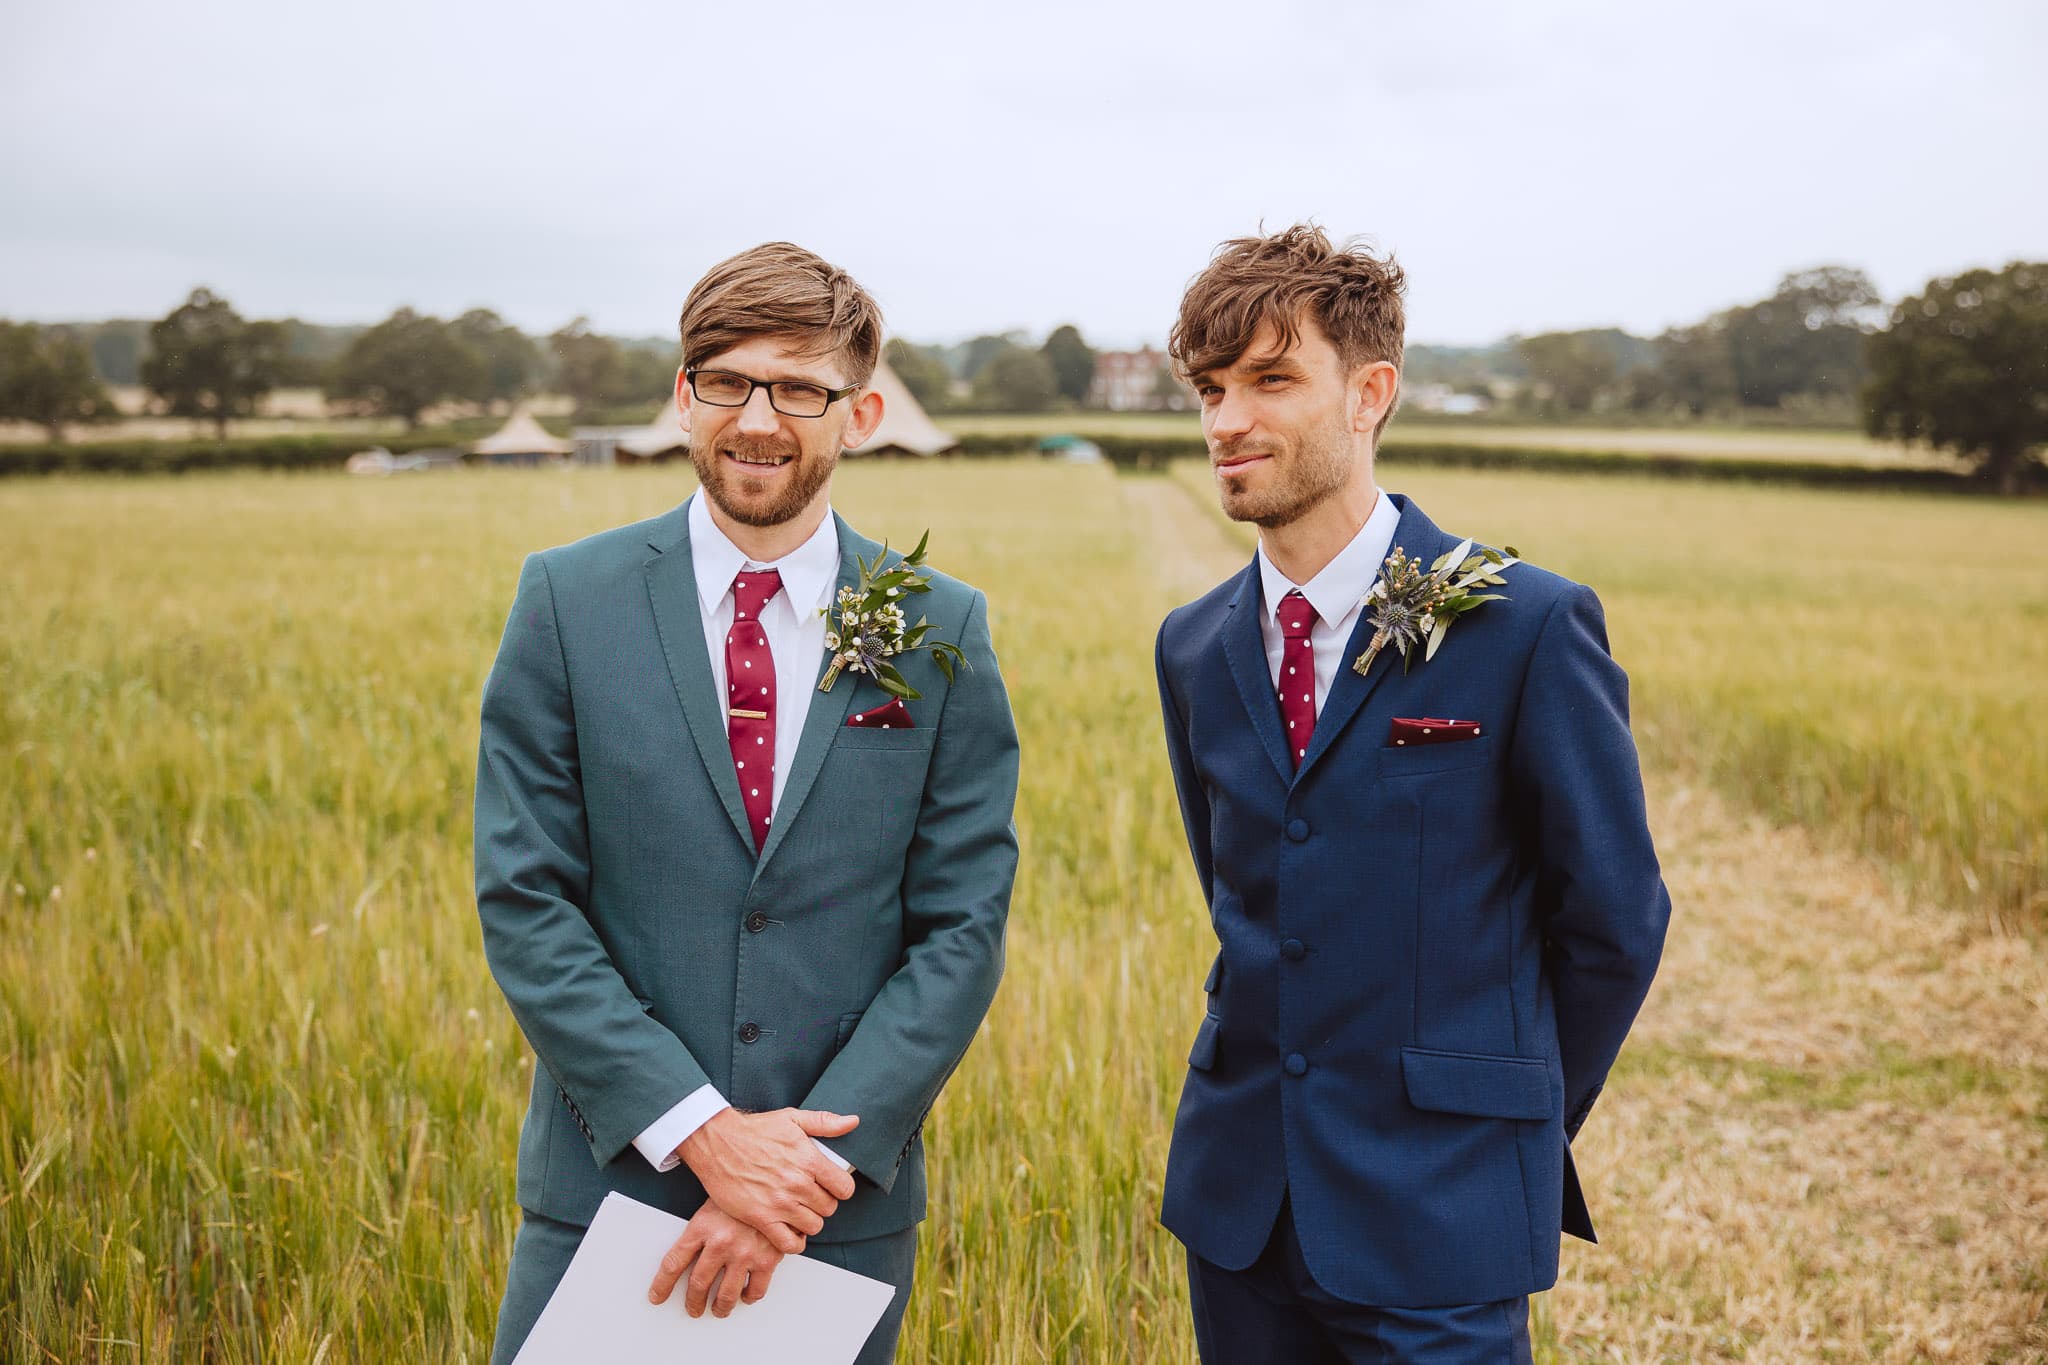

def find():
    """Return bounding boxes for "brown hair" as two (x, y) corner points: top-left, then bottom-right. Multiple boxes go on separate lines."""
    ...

(678, 242), (884, 387)
(1169, 224), (1407, 438)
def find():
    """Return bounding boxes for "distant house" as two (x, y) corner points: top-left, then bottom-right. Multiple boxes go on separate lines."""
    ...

(1088, 347), (1190, 411)
(470, 412), (573, 467)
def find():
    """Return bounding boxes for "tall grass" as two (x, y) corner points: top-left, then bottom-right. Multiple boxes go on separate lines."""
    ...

(0, 465), (1206, 1361)
(4, 462), (2042, 1361)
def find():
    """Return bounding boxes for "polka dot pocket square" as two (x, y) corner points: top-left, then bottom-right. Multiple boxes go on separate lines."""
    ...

(1387, 716), (1482, 747)
(847, 698), (915, 730)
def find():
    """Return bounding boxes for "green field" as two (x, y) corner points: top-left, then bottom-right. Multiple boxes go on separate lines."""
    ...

(4, 463), (2044, 1361)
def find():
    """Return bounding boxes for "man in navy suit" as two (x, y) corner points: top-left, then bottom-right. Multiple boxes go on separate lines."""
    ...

(1153, 225), (1671, 1362)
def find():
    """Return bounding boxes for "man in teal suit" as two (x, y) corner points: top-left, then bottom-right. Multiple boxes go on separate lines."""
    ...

(475, 242), (1019, 1364)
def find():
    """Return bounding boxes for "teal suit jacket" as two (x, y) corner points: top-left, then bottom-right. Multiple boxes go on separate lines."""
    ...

(475, 500), (1019, 1242)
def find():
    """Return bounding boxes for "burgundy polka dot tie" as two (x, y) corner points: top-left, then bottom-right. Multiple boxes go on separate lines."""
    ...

(726, 568), (782, 852)
(1277, 590), (1317, 770)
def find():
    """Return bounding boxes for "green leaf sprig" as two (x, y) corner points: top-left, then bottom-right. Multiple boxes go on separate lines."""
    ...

(1352, 537), (1522, 677)
(818, 529), (968, 700)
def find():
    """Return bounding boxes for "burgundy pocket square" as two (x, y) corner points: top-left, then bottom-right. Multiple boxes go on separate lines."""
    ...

(847, 698), (915, 729)
(1387, 717), (1482, 747)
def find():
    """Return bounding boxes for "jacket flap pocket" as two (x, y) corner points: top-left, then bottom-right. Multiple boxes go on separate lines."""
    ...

(1188, 1014), (1219, 1071)
(1202, 953), (1222, 994)
(1401, 1046), (1554, 1120)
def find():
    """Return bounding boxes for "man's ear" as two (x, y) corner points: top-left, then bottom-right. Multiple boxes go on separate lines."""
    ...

(1350, 360), (1399, 436)
(673, 365), (693, 436)
(839, 384), (886, 450)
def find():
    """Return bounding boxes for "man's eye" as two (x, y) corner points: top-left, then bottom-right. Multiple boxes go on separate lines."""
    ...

(1259, 374), (1290, 386)
(1196, 386), (1222, 400)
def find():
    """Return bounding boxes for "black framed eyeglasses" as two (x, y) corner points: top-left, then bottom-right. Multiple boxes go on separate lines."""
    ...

(685, 368), (859, 419)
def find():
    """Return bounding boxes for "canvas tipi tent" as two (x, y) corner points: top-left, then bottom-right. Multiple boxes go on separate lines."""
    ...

(855, 358), (957, 458)
(617, 400), (688, 461)
(471, 411), (573, 466)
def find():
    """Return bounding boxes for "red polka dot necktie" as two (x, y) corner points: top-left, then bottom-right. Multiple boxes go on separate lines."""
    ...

(1277, 590), (1317, 770)
(726, 568), (782, 852)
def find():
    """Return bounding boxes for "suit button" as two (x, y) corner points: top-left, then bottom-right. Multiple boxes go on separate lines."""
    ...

(1284, 1052), (1309, 1077)
(1280, 938), (1306, 961)
(738, 1022), (761, 1044)
(744, 911), (769, 933)
(1286, 819), (1309, 842)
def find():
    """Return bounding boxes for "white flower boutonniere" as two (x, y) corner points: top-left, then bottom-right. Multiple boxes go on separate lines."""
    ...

(1352, 538), (1523, 677)
(818, 529), (967, 700)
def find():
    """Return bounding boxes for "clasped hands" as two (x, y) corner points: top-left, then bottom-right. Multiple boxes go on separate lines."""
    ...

(645, 1106), (858, 1319)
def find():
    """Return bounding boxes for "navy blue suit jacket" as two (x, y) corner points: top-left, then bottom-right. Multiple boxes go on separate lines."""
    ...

(1155, 493), (1670, 1308)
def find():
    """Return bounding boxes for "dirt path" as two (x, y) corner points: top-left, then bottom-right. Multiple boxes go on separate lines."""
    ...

(1126, 473), (2048, 1362)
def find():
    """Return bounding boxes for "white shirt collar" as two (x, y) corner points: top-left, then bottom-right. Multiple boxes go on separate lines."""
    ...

(1257, 488), (1400, 629)
(688, 492), (842, 619)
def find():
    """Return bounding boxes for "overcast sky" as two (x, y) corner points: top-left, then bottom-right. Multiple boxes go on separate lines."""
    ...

(4, 0), (2044, 348)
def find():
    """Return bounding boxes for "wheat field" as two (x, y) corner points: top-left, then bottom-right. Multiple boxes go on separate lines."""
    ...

(3, 462), (2044, 1362)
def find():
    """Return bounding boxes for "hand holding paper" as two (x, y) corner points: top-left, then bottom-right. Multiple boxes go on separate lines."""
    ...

(648, 1199), (788, 1318)
(513, 1193), (897, 1365)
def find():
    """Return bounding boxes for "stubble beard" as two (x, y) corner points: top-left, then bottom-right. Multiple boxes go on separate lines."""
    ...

(691, 436), (840, 528)
(1217, 415), (1353, 530)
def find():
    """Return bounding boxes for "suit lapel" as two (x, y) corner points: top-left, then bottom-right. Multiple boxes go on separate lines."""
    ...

(751, 513), (868, 872)
(1298, 494), (1453, 778)
(1220, 557), (1296, 785)
(642, 506), (756, 852)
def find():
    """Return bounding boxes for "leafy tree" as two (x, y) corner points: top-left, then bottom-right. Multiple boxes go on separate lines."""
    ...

(0, 321), (117, 441)
(970, 345), (1058, 412)
(611, 346), (678, 406)
(1639, 319), (1738, 416)
(549, 318), (625, 419)
(955, 332), (1031, 383)
(328, 308), (482, 429)
(1726, 266), (1879, 408)
(1512, 331), (1620, 414)
(452, 309), (541, 413)
(1865, 261), (2048, 494)
(141, 288), (288, 438)
(1040, 324), (1096, 404)
(884, 338), (954, 412)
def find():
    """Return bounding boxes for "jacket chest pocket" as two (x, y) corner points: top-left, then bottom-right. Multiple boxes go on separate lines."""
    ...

(1377, 734), (1495, 779)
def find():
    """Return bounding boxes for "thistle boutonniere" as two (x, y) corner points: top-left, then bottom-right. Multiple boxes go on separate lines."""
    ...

(1352, 538), (1523, 677)
(818, 530), (967, 700)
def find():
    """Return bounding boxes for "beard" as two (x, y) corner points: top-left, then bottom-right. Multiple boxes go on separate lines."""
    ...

(1214, 415), (1352, 530)
(690, 434), (840, 528)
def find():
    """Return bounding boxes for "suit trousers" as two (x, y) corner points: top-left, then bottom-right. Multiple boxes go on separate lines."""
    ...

(490, 1209), (917, 1365)
(1186, 1196), (1533, 1365)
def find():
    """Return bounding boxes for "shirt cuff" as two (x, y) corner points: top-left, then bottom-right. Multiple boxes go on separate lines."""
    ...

(632, 1084), (730, 1172)
(813, 1138), (852, 1171)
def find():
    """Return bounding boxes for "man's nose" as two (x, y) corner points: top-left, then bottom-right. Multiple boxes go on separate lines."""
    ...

(736, 385), (782, 436)
(1208, 387), (1254, 442)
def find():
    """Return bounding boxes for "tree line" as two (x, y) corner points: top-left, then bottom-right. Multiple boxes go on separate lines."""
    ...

(882, 324), (1103, 415)
(0, 290), (678, 440)
(3, 263), (2043, 490)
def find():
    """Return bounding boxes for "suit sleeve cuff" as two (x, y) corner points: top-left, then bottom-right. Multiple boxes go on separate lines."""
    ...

(632, 1084), (730, 1172)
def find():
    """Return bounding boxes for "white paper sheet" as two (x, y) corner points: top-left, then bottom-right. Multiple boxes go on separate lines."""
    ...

(512, 1192), (897, 1365)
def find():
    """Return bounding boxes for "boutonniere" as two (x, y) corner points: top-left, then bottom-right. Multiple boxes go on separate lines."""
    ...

(818, 530), (967, 700)
(1352, 538), (1522, 677)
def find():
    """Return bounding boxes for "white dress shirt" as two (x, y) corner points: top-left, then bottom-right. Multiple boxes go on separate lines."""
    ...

(632, 493), (852, 1173)
(1255, 488), (1400, 716)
